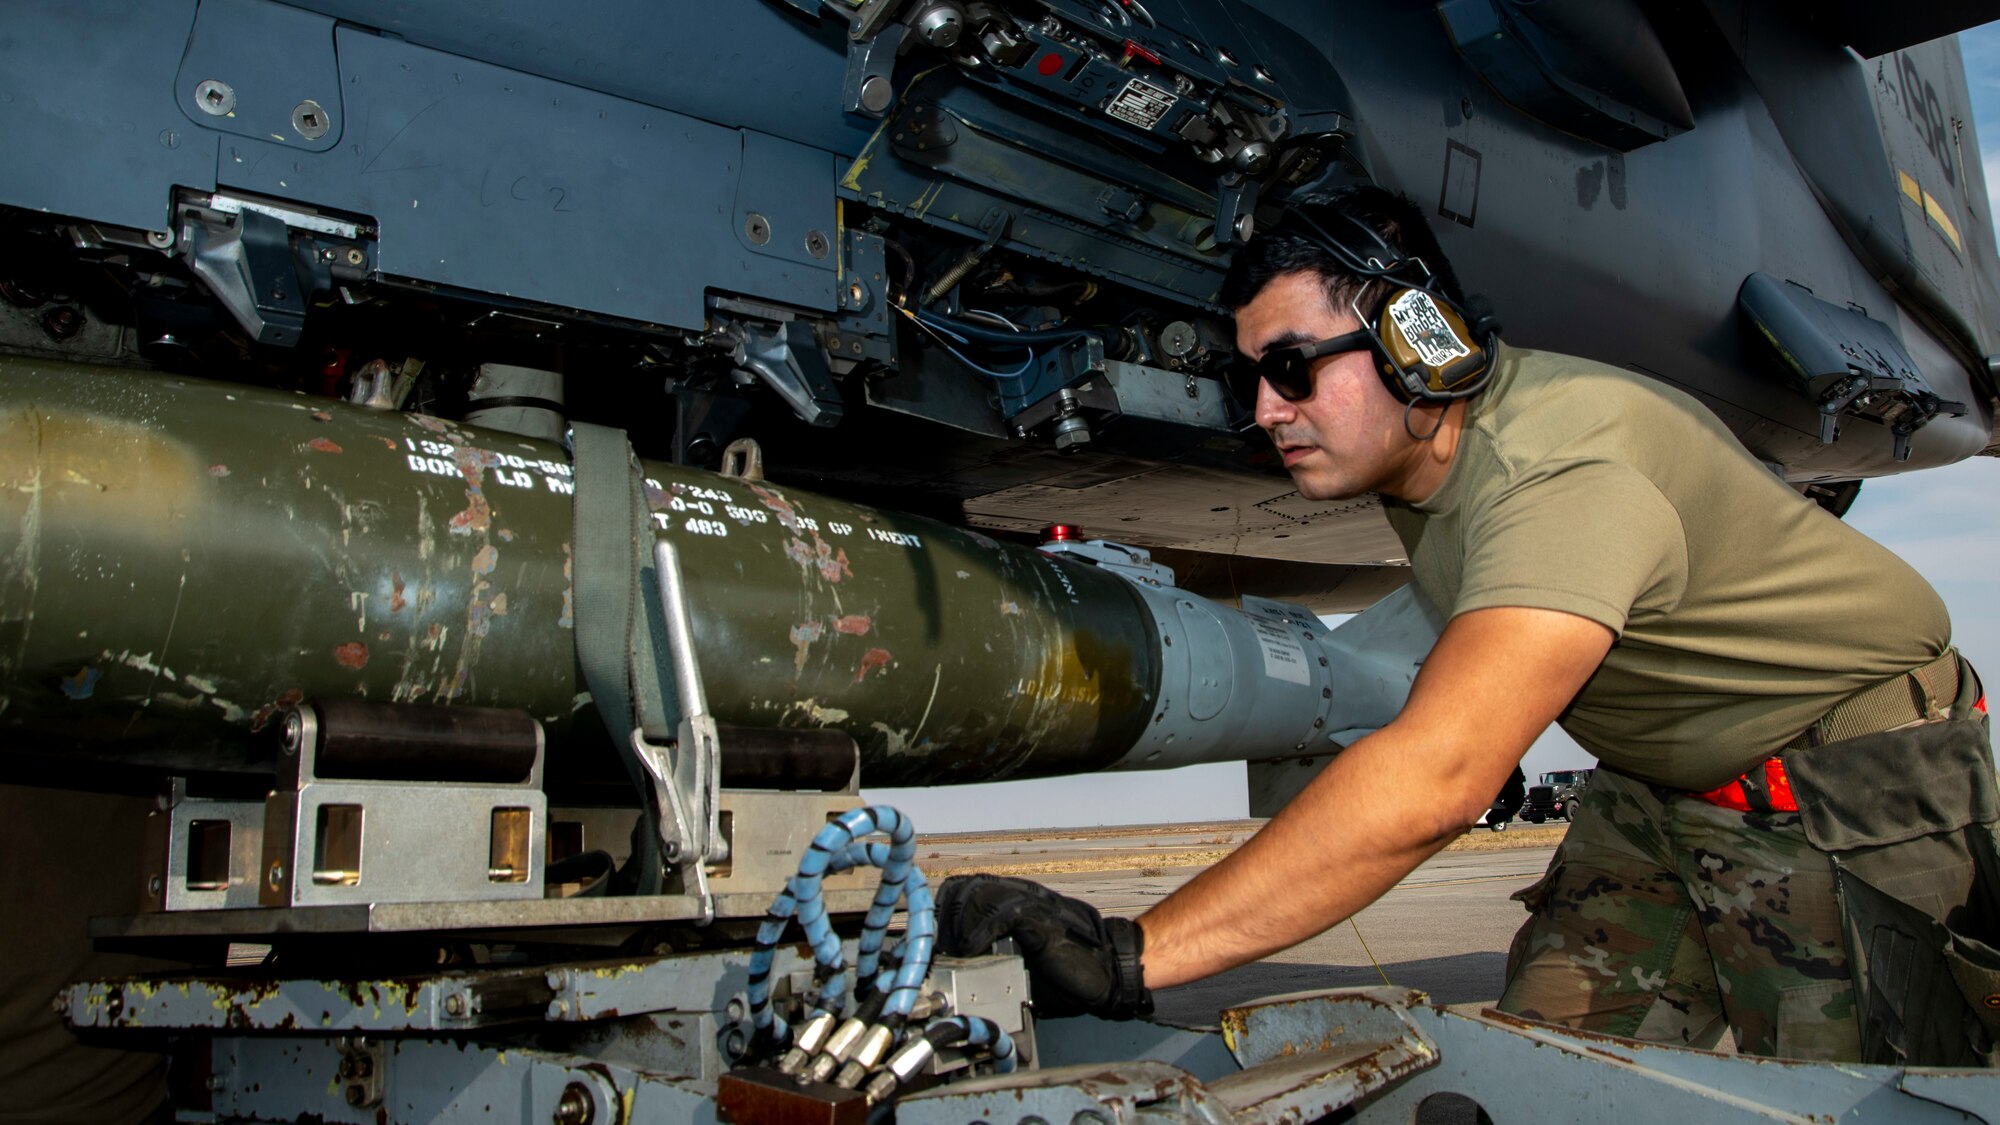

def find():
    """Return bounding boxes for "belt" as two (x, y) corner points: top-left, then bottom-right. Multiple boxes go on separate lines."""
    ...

(1693, 650), (1981, 814)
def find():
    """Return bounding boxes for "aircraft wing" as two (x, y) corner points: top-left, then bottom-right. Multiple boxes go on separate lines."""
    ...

(1789, 2), (2000, 60)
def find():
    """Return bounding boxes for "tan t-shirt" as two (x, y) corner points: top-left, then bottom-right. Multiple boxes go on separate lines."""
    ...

(1384, 345), (1950, 789)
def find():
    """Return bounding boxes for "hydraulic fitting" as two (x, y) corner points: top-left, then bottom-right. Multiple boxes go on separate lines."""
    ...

(832, 1023), (897, 1088)
(775, 1011), (837, 1076)
(804, 1017), (869, 1084)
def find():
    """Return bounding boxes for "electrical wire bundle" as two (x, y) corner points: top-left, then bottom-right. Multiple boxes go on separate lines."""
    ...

(742, 805), (1018, 1103)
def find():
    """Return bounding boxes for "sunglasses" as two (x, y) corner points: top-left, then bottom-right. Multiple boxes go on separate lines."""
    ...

(1227, 328), (1375, 404)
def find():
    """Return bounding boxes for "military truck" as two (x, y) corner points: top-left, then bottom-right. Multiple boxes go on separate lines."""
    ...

(1520, 769), (1595, 824)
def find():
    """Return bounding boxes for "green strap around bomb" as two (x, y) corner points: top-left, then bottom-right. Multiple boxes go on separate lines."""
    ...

(569, 421), (681, 894)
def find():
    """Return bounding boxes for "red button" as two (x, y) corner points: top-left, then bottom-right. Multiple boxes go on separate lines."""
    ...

(1037, 52), (1065, 77)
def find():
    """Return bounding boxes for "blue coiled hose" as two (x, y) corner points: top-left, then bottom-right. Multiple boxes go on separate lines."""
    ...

(925, 1014), (1018, 1074)
(746, 806), (935, 1043)
(745, 841), (894, 1044)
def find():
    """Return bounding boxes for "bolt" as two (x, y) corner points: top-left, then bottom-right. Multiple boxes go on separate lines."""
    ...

(282, 711), (303, 754)
(443, 994), (465, 1017)
(553, 1082), (595, 1125)
(147, 875), (164, 898)
(146, 228), (174, 249)
(345, 1085), (366, 1107)
(859, 75), (894, 114)
(40, 305), (84, 341)
(267, 861), (285, 890)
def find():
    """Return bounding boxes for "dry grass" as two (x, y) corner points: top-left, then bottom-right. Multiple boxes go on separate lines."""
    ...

(1449, 823), (1569, 851)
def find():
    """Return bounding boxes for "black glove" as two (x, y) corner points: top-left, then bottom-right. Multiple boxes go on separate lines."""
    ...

(936, 874), (1153, 1020)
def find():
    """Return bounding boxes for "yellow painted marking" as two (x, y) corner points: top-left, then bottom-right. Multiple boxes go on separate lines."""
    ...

(622, 1087), (636, 1124)
(839, 65), (947, 192)
(1899, 169), (1922, 204)
(1922, 190), (1963, 252)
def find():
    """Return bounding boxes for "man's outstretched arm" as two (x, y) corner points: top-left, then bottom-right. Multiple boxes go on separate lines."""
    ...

(1136, 604), (1614, 989)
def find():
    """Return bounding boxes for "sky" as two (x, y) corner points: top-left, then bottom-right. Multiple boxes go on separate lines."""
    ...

(864, 23), (2000, 831)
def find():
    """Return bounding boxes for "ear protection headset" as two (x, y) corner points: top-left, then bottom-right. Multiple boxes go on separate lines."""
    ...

(1279, 204), (1501, 405)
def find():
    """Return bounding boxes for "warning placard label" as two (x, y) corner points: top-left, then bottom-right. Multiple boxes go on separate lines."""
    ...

(1106, 78), (1177, 130)
(1249, 615), (1310, 685)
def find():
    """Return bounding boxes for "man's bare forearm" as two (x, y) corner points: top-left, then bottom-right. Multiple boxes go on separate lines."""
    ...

(1135, 725), (1472, 988)
(1133, 605), (1616, 990)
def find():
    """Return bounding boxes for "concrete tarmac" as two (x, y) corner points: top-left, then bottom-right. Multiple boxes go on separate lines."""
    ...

(969, 842), (1558, 1026)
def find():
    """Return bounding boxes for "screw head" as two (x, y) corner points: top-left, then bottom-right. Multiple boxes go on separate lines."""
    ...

(147, 875), (164, 898)
(194, 79), (235, 116)
(292, 99), (329, 140)
(345, 1085), (366, 1106)
(804, 229), (830, 260)
(267, 861), (285, 890)
(444, 994), (465, 1016)
(744, 213), (771, 246)
(344, 247), (366, 267)
(282, 711), (303, 754)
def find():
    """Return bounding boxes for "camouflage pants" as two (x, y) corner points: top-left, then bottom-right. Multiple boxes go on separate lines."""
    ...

(1495, 768), (1859, 1059)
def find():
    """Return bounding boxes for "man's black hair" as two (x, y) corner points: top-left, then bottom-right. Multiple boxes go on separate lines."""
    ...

(1219, 185), (1467, 313)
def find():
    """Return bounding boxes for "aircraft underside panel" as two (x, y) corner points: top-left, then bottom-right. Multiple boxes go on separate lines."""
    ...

(1270, 0), (1999, 477)
(0, 0), (1993, 594)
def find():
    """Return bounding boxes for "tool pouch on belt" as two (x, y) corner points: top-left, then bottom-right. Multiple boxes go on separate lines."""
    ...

(1778, 657), (2000, 1067)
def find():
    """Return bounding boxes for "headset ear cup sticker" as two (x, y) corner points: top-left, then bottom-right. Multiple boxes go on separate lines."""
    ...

(1385, 289), (1472, 370)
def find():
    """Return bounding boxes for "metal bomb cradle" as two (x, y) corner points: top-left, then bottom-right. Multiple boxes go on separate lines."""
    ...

(11, 366), (1998, 1122)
